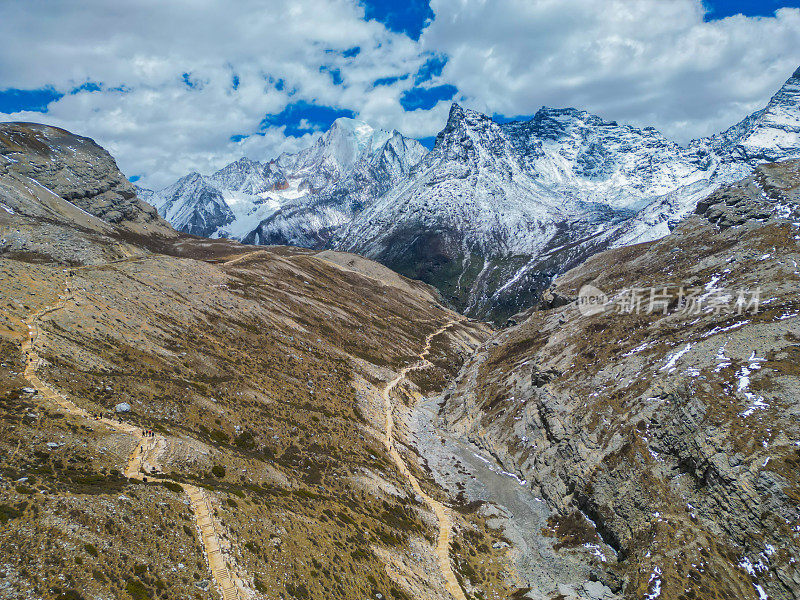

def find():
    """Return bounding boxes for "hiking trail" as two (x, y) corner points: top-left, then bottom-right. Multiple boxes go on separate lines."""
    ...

(20, 263), (252, 600)
(382, 320), (466, 600)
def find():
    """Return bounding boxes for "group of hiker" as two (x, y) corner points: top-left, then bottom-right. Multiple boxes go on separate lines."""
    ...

(142, 429), (155, 437)
(91, 412), (124, 424)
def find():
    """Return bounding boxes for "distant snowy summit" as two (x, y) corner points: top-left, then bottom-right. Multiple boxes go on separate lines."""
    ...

(141, 66), (800, 321)
(140, 118), (426, 241)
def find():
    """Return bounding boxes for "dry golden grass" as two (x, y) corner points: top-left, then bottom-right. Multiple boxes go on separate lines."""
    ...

(0, 235), (507, 600)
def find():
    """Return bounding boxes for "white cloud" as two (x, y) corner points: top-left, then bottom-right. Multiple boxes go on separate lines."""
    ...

(422, 0), (800, 141)
(0, 0), (798, 189)
(0, 0), (429, 188)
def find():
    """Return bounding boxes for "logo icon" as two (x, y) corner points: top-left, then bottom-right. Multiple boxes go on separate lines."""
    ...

(577, 284), (608, 316)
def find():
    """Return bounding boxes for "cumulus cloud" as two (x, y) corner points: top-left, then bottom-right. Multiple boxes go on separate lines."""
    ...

(0, 0), (430, 187)
(422, 0), (800, 141)
(0, 0), (797, 188)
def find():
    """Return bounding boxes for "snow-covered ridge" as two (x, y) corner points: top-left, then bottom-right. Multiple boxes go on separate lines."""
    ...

(142, 118), (425, 241)
(143, 65), (800, 320)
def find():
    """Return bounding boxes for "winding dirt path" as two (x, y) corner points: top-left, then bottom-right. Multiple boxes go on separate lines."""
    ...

(382, 320), (467, 600)
(20, 264), (252, 600)
(222, 250), (271, 266)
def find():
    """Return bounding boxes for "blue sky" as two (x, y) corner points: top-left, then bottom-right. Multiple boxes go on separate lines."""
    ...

(361, 0), (434, 39)
(0, 87), (63, 113)
(703, 0), (800, 19)
(1, 0), (798, 188)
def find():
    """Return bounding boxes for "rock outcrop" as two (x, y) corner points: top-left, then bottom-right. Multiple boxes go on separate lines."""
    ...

(0, 122), (165, 227)
(440, 160), (800, 599)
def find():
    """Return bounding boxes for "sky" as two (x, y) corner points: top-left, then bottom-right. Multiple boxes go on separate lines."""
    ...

(0, 0), (798, 189)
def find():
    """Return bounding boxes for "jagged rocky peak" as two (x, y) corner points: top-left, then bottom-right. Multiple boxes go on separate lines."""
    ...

(434, 102), (512, 159)
(155, 171), (233, 238)
(510, 105), (677, 152)
(329, 116), (393, 150)
(287, 117), (396, 190)
(513, 106), (606, 140)
(241, 123), (427, 250)
(182, 171), (204, 183)
(708, 65), (800, 169)
(145, 116), (428, 245)
(209, 156), (287, 194)
(501, 103), (711, 206)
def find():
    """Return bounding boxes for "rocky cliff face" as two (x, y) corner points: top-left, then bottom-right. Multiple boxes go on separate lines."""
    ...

(0, 122), (166, 228)
(439, 159), (800, 599)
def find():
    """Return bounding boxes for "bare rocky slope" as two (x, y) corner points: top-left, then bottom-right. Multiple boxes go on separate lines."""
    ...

(0, 123), (168, 229)
(439, 160), (800, 599)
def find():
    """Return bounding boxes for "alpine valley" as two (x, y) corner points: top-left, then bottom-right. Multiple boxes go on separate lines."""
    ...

(1, 62), (800, 600)
(142, 67), (800, 322)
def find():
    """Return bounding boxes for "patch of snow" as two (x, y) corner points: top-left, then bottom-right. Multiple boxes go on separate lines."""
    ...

(583, 543), (607, 562)
(739, 556), (757, 576)
(643, 566), (662, 600)
(715, 343), (732, 372)
(623, 341), (656, 356)
(471, 452), (527, 486)
(702, 320), (749, 338)
(661, 343), (693, 373)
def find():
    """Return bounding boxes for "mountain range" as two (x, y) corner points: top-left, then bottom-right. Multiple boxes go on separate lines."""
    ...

(3, 94), (800, 599)
(141, 66), (800, 321)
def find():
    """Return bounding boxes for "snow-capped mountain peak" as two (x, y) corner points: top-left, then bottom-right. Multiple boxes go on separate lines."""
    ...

(329, 117), (392, 152)
(708, 65), (800, 169)
(146, 117), (426, 243)
(208, 156), (286, 195)
(145, 65), (800, 322)
(154, 171), (233, 237)
(284, 117), (397, 191)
